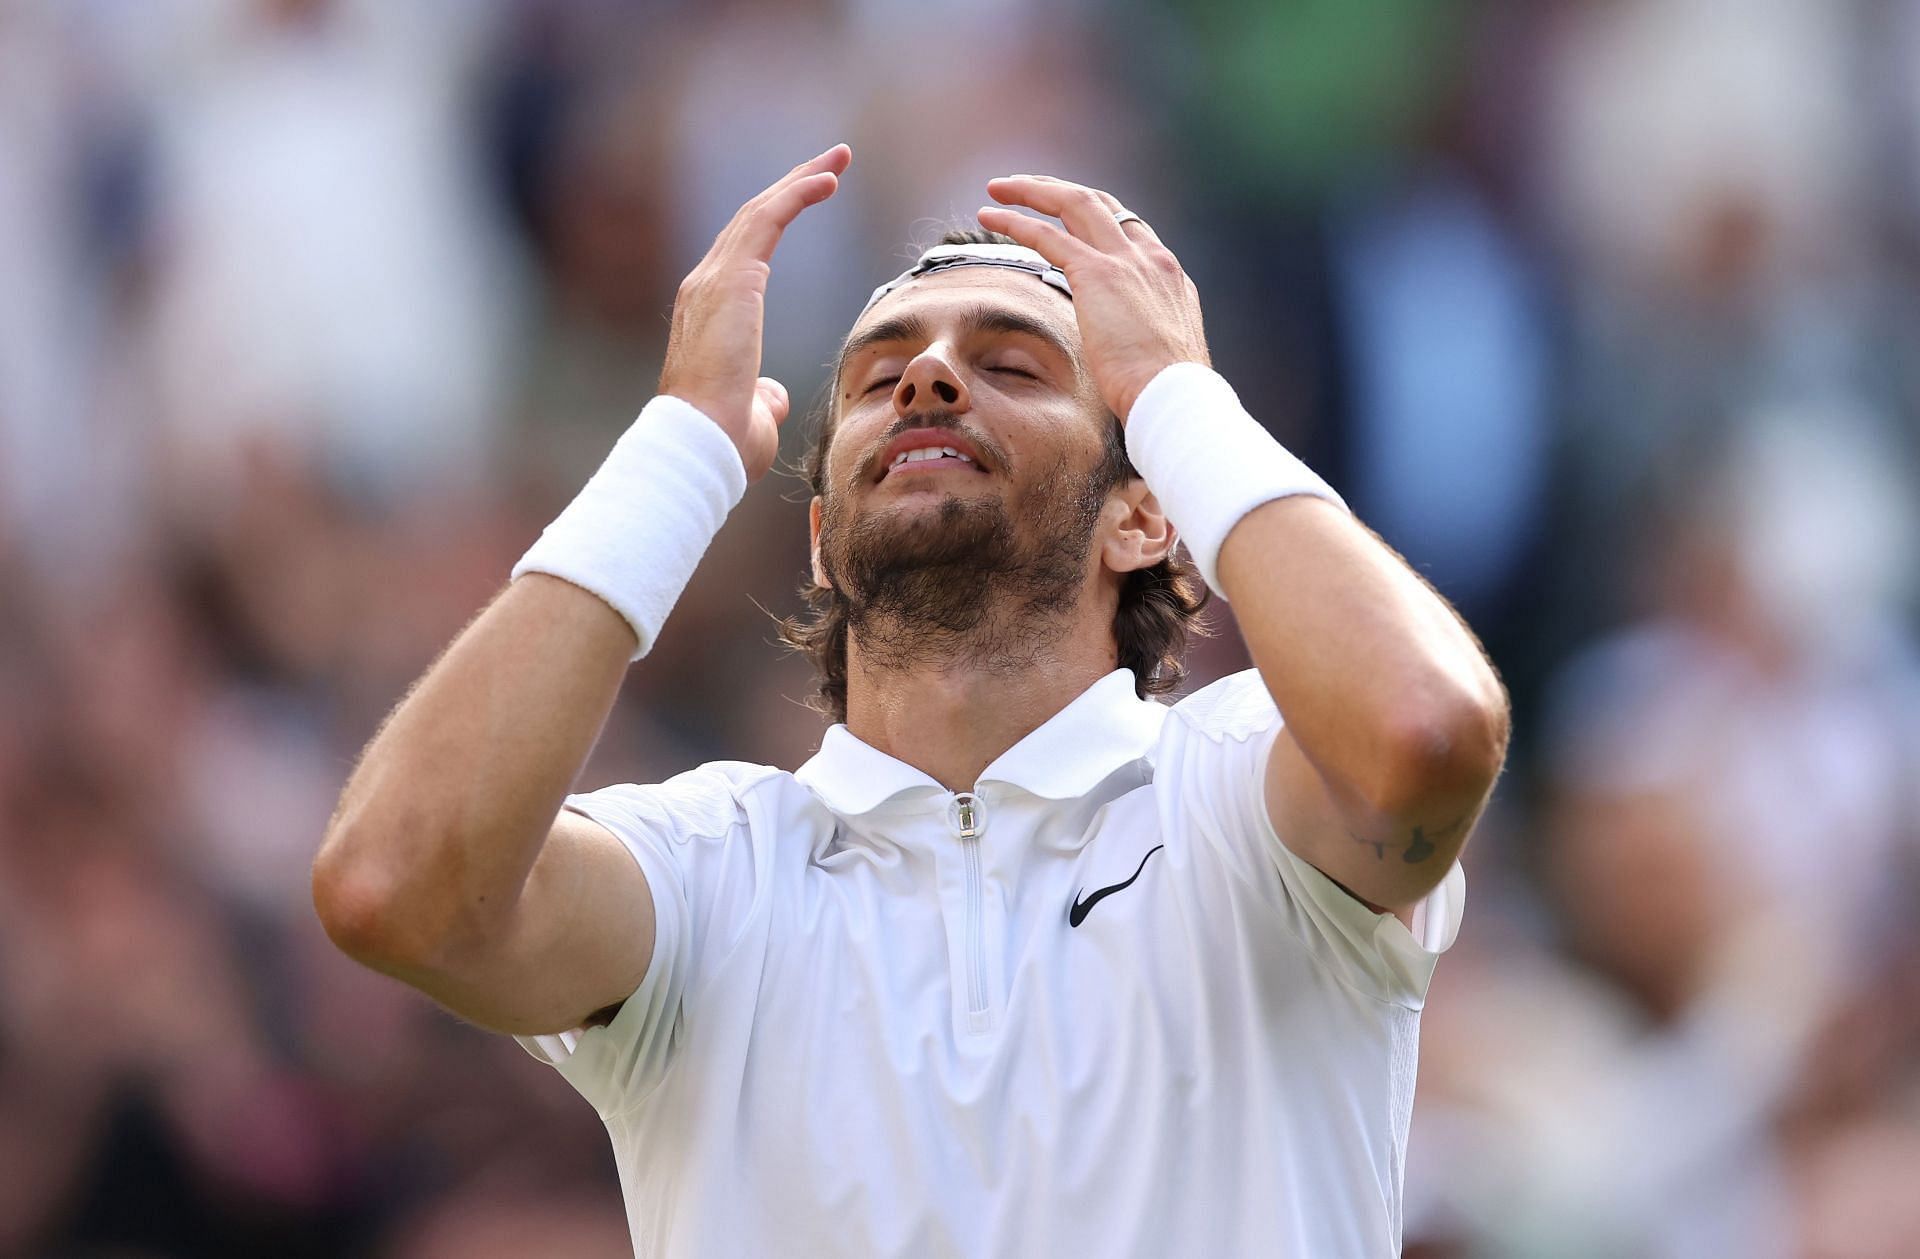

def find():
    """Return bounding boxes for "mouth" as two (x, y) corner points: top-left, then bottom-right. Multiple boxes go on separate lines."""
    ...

(873, 429), (992, 483)
(883, 448), (983, 480)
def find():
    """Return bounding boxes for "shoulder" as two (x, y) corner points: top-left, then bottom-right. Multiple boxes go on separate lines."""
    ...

(1149, 671), (1281, 854)
(1165, 669), (1281, 746)
(1143, 671), (1283, 833)
(570, 759), (788, 844)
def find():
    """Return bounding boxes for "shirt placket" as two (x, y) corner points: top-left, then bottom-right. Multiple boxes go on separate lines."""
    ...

(942, 788), (1000, 1037)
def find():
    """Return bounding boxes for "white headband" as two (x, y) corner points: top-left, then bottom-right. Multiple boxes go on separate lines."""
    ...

(863, 243), (1073, 313)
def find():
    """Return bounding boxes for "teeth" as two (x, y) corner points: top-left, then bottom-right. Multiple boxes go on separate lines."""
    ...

(890, 446), (975, 469)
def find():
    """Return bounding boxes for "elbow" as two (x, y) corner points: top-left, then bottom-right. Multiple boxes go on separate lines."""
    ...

(312, 857), (386, 967)
(311, 838), (411, 970)
(311, 819), (461, 974)
(1368, 678), (1510, 819)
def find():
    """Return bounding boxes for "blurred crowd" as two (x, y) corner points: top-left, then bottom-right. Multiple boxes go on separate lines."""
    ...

(2, 0), (1919, 1255)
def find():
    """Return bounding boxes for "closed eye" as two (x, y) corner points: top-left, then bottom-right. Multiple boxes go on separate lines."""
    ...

(862, 375), (900, 395)
(989, 366), (1036, 380)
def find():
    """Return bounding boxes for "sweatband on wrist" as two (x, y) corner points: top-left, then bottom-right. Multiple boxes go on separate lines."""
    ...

(511, 395), (748, 659)
(1124, 362), (1349, 600)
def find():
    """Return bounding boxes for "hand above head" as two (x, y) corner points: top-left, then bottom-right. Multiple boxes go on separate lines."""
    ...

(658, 144), (853, 482)
(978, 176), (1210, 423)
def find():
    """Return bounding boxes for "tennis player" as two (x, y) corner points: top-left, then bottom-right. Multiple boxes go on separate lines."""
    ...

(314, 144), (1508, 1257)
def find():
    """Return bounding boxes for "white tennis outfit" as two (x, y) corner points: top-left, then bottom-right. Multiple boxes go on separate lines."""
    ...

(519, 667), (1464, 1258)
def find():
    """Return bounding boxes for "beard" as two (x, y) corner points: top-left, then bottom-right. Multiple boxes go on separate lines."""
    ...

(817, 448), (1112, 675)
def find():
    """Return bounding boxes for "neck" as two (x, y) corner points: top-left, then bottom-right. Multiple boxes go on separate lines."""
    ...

(841, 588), (1120, 792)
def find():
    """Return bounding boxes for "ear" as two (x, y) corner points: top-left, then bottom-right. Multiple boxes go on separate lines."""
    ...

(1099, 479), (1176, 575)
(808, 496), (833, 590)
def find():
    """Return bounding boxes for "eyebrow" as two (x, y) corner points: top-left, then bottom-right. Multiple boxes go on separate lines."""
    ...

(838, 312), (931, 375)
(835, 302), (1081, 388)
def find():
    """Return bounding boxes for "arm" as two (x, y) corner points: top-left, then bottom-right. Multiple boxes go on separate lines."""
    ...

(1221, 499), (1507, 913)
(311, 145), (852, 1034)
(981, 175), (1508, 916)
(313, 577), (653, 1034)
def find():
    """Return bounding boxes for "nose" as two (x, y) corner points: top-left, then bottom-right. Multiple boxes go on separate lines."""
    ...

(892, 345), (970, 416)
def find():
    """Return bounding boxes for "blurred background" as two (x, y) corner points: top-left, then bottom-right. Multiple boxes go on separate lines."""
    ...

(2, 0), (1919, 1255)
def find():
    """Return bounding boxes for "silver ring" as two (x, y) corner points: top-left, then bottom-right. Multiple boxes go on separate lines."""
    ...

(1113, 209), (1147, 229)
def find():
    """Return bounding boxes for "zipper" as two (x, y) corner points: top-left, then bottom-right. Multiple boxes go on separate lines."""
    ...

(947, 790), (988, 1025)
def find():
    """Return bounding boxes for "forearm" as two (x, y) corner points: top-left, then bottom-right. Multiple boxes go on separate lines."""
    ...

(1218, 498), (1508, 822)
(313, 575), (635, 969)
(313, 147), (839, 1023)
(974, 173), (1505, 904)
(314, 395), (747, 970)
(1123, 362), (1506, 897)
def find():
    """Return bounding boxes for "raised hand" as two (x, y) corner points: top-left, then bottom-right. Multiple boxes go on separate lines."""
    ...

(659, 144), (852, 482)
(978, 176), (1209, 422)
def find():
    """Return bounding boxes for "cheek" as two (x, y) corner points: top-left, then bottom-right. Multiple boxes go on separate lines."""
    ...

(821, 417), (872, 491)
(1021, 418), (1101, 482)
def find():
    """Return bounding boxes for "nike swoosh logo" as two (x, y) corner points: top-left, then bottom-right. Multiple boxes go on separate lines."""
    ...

(1069, 844), (1165, 928)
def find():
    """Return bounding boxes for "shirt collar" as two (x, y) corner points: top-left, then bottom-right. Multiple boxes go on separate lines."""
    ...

(795, 669), (1167, 816)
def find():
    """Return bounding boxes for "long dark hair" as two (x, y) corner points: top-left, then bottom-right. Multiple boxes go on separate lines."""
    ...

(775, 229), (1211, 725)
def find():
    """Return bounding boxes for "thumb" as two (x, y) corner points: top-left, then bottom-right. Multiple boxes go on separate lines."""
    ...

(755, 377), (791, 426)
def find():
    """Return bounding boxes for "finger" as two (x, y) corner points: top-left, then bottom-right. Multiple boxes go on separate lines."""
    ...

(1073, 186), (1165, 250)
(1032, 175), (1173, 259)
(988, 175), (1129, 250)
(1056, 178), (1127, 221)
(748, 144), (854, 216)
(1016, 175), (1168, 252)
(755, 376), (791, 426)
(777, 142), (853, 200)
(719, 144), (852, 258)
(975, 205), (1098, 271)
(810, 143), (853, 178)
(733, 168), (843, 261)
(1114, 213), (1162, 248)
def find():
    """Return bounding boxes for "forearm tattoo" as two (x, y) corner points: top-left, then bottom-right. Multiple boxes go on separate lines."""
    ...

(1348, 812), (1469, 865)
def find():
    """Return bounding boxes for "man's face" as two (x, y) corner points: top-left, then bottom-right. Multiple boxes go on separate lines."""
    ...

(809, 266), (1119, 628)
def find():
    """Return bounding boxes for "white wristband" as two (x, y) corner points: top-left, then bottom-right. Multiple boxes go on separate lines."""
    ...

(511, 395), (748, 658)
(1123, 362), (1348, 599)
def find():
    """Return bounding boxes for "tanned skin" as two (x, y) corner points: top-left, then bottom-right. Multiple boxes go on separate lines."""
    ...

(311, 148), (1507, 1037)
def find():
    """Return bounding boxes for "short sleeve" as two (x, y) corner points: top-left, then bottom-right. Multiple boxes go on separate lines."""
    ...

(513, 768), (748, 1119)
(1165, 670), (1466, 1008)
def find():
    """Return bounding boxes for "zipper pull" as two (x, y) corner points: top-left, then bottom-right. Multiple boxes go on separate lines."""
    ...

(948, 790), (986, 840)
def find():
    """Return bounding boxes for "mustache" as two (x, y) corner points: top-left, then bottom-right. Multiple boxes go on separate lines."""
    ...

(863, 410), (1006, 480)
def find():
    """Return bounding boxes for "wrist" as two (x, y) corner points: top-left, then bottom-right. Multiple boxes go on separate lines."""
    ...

(1113, 354), (1209, 422)
(660, 387), (740, 440)
(1123, 363), (1348, 600)
(511, 395), (748, 659)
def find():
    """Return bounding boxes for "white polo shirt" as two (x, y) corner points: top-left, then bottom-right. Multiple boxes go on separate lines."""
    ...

(518, 668), (1464, 1258)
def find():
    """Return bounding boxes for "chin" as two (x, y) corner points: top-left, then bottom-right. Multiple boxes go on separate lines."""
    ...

(873, 487), (972, 516)
(862, 483), (996, 530)
(871, 494), (983, 541)
(831, 492), (1012, 578)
